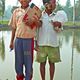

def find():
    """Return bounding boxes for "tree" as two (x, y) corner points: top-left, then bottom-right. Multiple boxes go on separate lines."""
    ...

(0, 0), (5, 17)
(65, 0), (71, 8)
(75, 0), (80, 21)
(63, 0), (72, 21)
(0, 0), (3, 16)
(56, 0), (63, 11)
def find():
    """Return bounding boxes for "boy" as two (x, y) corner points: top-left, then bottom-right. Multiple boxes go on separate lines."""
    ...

(35, 0), (66, 80)
(9, 0), (40, 80)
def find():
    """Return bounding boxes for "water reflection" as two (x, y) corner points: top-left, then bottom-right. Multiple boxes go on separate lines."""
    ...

(73, 30), (80, 53)
(0, 31), (15, 80)
(71, 30), (80, 80)
(62, 30), (72, 44)
(0, 30), (80, 80)
(60, 30), (80, 53)
(0, 31), (5, 61)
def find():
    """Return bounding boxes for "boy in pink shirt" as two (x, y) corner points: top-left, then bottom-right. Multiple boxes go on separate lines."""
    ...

(9, 0), (41, 80)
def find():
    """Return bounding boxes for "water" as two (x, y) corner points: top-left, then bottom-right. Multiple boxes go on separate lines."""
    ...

(0, 30), (80, 80)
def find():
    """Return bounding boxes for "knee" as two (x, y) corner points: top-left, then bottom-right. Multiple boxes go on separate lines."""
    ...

(40, 62), (46, 69)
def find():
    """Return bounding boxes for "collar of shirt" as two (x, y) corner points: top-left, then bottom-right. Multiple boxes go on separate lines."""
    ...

(18, 6), (29, 12)
(42, 10), (56, 17)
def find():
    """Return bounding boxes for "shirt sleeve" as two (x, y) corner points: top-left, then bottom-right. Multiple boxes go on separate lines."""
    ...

(8, 10), (17, 29)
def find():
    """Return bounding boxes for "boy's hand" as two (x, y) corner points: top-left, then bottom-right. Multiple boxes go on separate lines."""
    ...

(23, 17), (41, 29)
(51, 21), (62, 32)
(34, 46), (40, 51)
(54, 27), (62, 32)
(23, 17), (35, 26)
(36, 20), (42, 28)
(34, 40), (40, 52)
(9, 42), (14, 50)
(52, 21), (62, 28)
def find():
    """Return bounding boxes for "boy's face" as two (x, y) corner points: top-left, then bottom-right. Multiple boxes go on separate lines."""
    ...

(45, 2), (56, 11)
(19, 0), (31, 8)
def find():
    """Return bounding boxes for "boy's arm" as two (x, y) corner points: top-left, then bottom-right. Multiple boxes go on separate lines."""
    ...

(9, 28), (16, 50)
(34, 20), (42, 51)
(34, 28), (39, 51)
(8, 10), (17, 50)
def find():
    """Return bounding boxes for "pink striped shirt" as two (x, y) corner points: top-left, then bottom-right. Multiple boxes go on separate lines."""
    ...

(8, 7), (36, 38)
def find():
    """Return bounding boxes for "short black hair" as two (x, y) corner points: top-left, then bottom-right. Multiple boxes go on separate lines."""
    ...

(43, 0), (50, 4)
(43, 0), (56, 4)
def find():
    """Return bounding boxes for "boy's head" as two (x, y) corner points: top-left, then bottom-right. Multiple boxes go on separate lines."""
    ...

(43, 0), (56, 11)
(43, 0), (56, 4)
(18, 0), (31, 8)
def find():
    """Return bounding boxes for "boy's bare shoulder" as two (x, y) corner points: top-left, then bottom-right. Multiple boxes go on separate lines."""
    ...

(12, 6), (20, 13)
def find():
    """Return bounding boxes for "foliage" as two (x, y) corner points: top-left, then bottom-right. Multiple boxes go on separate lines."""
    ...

(55, 0), (73, 21)
(0, 0), (2, 16)
(0, 0), (5, 17)
(0, 20), (9, 24)
(64, 21), (80, 26)
(56, 0), (63, 11)
(56, 4), (63, 10)
(75, 0), (80, 21)
(63, 0), (73, 21)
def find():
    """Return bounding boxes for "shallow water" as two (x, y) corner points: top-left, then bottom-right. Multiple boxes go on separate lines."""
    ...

(0, 30), (80, 80)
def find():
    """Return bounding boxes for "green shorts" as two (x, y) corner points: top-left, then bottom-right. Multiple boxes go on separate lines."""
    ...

(36, 46), (61, 63)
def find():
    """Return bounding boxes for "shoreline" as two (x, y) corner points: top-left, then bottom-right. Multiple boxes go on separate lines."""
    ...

(0, 24), (80, 31)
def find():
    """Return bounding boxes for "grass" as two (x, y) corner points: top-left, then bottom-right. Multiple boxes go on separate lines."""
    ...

(0, 20), (9, 24)
(64, 21), (80, 26)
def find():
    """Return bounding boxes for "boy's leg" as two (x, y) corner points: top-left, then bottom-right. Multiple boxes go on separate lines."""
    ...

(49, 61), (55, 80)
(40, 62), (46, 80)
(36, 46), (47, 80)
(48, 47), (61, 80)
(24, 54), (33, 80)
(15, 38), (24, 80)
(23, 38), (34, 80)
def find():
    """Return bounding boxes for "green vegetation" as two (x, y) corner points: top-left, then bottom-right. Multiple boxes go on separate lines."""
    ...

(0, 20), (11, 31)
(0, 20), (80, 31)
(0, 20), (9, 24)
(0, 20), (80, 26)
(0, 0), (5, 19)
(64, 21), (80, 26)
